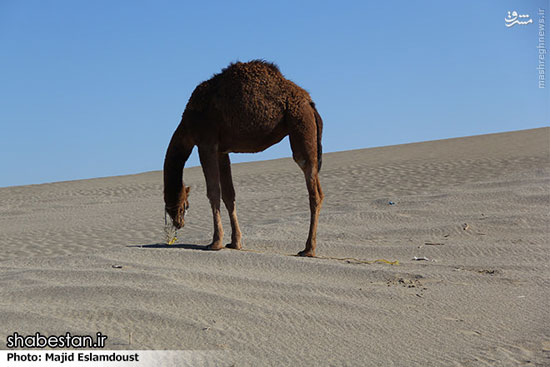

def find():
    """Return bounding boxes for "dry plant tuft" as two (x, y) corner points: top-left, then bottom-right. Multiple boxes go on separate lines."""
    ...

(164, 213), (178, 245)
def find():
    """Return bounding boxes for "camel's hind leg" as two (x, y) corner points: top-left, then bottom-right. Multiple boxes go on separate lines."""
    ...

(198, 145), (224, 250)
(289, 114), (324, 257)
(219, 153), (242, 249)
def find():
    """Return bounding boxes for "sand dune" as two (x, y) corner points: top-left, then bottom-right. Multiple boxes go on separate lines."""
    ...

(0, 128), (548, 366)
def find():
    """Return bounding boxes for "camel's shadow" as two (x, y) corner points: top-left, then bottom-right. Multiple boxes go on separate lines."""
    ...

(127, 243), (211, 251)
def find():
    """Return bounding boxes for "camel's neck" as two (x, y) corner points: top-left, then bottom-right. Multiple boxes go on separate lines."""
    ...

(163, 125), (194, 208)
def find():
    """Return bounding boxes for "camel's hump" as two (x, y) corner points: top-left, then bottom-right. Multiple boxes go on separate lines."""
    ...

(219, 59), (281, 76)
(186, 60), (310, 113)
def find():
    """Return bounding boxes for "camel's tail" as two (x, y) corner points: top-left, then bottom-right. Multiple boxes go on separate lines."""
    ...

(311, 102), (323, 172)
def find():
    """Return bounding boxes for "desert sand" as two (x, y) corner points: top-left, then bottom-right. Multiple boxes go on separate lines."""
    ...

(0, 128), (548, 366)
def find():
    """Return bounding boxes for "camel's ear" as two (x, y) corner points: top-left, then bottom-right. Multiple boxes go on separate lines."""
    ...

(186, 186), (191, 195)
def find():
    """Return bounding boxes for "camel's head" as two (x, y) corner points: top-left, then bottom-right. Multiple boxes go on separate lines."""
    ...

(165, 186), (191, 229)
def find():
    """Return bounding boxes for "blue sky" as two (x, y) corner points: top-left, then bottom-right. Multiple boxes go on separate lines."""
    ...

(1, 0), (548, 187)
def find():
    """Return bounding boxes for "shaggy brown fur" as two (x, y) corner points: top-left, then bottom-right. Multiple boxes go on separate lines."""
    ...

(164, 60), (323, 256)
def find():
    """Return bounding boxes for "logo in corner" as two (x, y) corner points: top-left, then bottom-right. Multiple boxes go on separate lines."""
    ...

(505, 11), (533, 27)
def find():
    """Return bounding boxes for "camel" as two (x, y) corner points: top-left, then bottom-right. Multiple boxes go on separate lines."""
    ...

(163, 60), (323, 257)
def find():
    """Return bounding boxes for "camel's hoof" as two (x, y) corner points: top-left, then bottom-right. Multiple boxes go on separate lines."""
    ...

(225, 243), (242, 250)
(297, 250), (315, 257)
(206, 243), (224, 251)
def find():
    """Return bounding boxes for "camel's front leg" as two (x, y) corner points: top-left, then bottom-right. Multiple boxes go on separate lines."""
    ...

(199, 145), (224, 250)
(219, 153), (242, 249)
